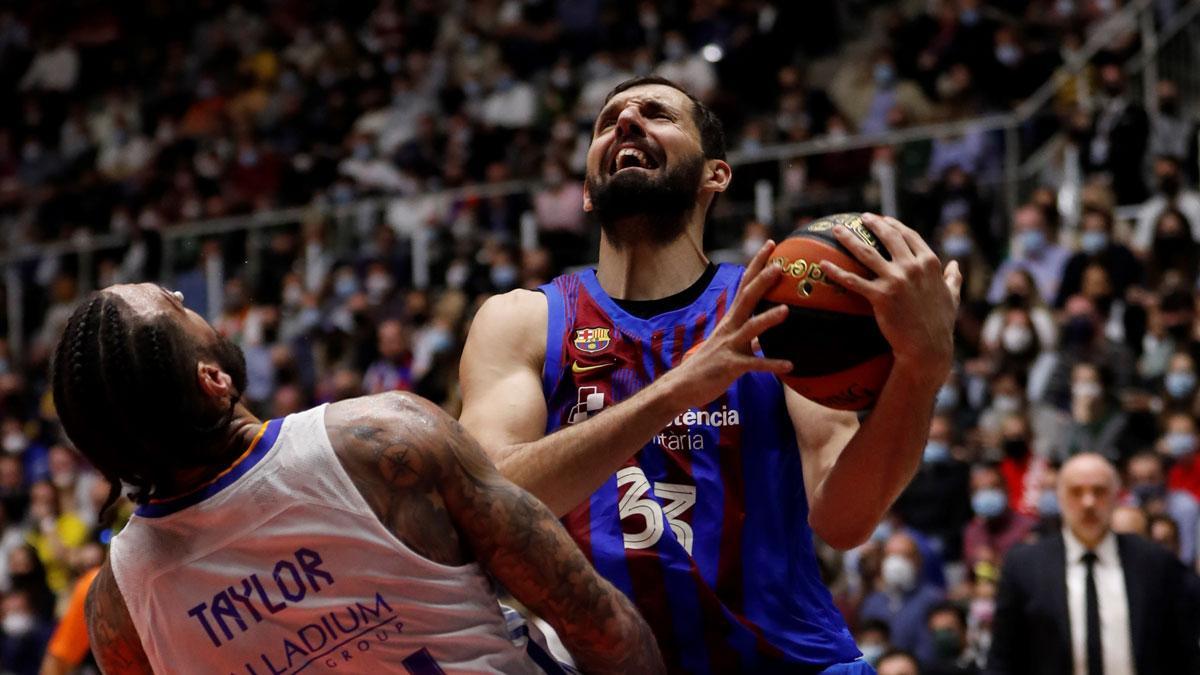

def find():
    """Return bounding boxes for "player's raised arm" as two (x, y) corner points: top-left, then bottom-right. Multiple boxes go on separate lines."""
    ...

(789, 213), (962, 549)
(85, 563), (153, 675)
(339, 392), (664, 674)
(459, 243), (792, 516)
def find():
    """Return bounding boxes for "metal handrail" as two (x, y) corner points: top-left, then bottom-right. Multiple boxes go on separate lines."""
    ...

(0, 0), (1158, 269)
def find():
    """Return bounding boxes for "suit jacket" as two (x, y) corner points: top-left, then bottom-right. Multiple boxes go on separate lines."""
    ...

(985, 532), (1200, 675)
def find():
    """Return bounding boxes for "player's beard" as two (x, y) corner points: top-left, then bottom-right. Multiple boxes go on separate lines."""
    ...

(587, 149), (706, 249)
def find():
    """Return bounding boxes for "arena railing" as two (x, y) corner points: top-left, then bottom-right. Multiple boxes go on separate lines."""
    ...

(0, 0), (1170, 359)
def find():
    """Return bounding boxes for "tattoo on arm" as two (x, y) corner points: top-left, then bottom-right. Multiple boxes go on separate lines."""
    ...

(86, 564), (153, 675)
(329, 392), (663, 674)
(441, 416), (663, 673)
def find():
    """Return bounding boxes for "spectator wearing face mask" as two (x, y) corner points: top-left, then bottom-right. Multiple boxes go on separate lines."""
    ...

(1125, 450), (1199, 566)
(982, 269), (1056, 353)
(938, 219), (993, 305)
(923, 601), (979, 675)
(23, 480), (85, 595)
(1132, 155), (1200, 253)
(978, 370), (1028, 441)
(362, 318), (413, 394)
(985, 306), (1044, 374)
(854, 618), (892, 670)
(963, 464), (1036, 570)
(0, 589), (51, 675)
(1146, 209), (1200, 293)
(987, 205), (1071, 307)
(1160, 350), (1198, 412)
(1061, 362), (1133, 463)
(1036, 296), (1135, 411)
(859, 531), (945, 662)
(895, 414), (973, 563)
(829, 48), (936, 137)
(1054, 207), (1143, 309)
(995, 413), (1051, 516)
(1162, 412), (1200, 503)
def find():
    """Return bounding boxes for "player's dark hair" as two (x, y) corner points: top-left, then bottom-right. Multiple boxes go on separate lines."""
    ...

(51, 292), (239, 511)
(603, 76), (726, 160)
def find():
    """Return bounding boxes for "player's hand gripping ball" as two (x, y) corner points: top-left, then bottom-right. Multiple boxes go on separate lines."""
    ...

(756, 213), (893, 411)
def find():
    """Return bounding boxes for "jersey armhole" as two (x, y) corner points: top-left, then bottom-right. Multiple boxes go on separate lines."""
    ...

(538, 281), (566, 403)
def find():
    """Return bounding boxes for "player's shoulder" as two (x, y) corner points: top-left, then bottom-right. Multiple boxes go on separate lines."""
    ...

(325, 392), (464, 481)
(474, 288), (548, 329)
(326, 391), (453, 447)
(465, 289), (548, 365)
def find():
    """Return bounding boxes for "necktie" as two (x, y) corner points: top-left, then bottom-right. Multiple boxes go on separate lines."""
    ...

(1083, 551), (1103, 675)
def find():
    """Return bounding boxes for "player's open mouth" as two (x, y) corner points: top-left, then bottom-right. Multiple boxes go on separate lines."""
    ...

(609, 144), (661, 175)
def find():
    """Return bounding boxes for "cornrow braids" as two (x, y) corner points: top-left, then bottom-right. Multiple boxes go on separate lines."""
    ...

(52, 291), (235, 509)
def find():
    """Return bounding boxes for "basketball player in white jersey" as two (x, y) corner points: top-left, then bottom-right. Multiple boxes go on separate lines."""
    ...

(50, 283), (663, 674)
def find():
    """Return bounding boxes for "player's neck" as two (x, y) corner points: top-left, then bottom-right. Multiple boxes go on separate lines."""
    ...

(596, 228), (709, 301)
(158, 405), (264, 498)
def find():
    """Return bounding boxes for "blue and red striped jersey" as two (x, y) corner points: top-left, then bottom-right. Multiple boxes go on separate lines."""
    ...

(539, 264), (861, 673)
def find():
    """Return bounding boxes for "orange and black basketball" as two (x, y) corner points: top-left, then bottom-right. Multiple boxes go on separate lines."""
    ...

(756, 213), (893, 411)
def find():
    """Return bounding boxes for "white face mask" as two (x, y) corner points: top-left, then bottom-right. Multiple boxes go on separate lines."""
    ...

(2, 433), (25, 455)
(1001, 324), (1034, 353)
(1072, 381), (1102, 400)
(993, 394), (1021, 414)
(881, 554), (917, 593)
(3, 613), (33, 636)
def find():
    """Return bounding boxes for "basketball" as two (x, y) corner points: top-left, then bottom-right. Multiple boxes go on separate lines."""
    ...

(756, 213), (893, 411)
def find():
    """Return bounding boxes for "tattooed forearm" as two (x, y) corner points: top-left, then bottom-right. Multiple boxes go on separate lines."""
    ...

(432, 412), (663, 673)
(86, 564), (154, 675)
(327, 392), (664, 673)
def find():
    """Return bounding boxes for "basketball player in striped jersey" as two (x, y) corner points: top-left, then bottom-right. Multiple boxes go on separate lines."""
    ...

(459, 76), (962, 673)
(51, 284), (663, 674)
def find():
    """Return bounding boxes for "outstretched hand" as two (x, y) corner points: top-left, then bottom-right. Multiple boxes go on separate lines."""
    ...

(820, 213), (961, 384)
(666, 241), (793, 410)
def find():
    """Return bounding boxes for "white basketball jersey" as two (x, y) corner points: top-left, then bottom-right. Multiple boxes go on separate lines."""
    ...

(109, 405), (552, 675)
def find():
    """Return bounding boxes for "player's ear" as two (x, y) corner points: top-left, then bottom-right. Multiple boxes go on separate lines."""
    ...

(196, 361), (233, 400)
(582, 181), (593, 212)
(702, 159), (731, 194)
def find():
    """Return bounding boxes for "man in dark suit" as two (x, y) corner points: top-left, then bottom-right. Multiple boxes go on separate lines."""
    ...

(986, 453), (1200, 675)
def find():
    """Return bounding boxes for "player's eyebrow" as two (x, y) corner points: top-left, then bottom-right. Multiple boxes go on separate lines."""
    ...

(595, 95), (681, 134)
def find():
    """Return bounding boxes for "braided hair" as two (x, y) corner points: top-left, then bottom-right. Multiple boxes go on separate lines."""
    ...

(51, 291), (244, 512)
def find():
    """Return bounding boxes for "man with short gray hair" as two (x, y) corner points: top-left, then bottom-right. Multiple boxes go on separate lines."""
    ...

(986, 453), (1200, 675)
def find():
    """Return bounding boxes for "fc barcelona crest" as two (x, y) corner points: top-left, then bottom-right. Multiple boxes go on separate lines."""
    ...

(574, 327), (612, 353)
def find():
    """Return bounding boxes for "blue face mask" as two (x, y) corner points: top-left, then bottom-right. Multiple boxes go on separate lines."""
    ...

(972, 488), (1008, 519)
(942, 235), (972, 258)
(1165, 371), (1196, 399)
(1165, 431), (1196, 458)
(924, 441), (950, 464)
(1080, 230), (1108, 255)
(935, 384), (959, 411)
(1037, 489), (1059, 516)
(873, 63), (896, 87)
(1020, 229), (1046, 254)
(871, 520), (894, 543)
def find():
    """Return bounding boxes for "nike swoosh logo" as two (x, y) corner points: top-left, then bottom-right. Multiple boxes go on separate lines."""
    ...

(572, 361), (615, 374)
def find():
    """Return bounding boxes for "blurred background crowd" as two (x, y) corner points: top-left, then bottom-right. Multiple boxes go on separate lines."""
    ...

(0, 0), (1198, 672)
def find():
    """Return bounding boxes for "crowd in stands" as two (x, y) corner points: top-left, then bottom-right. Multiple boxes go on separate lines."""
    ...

(0, 0), (1197, 672)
